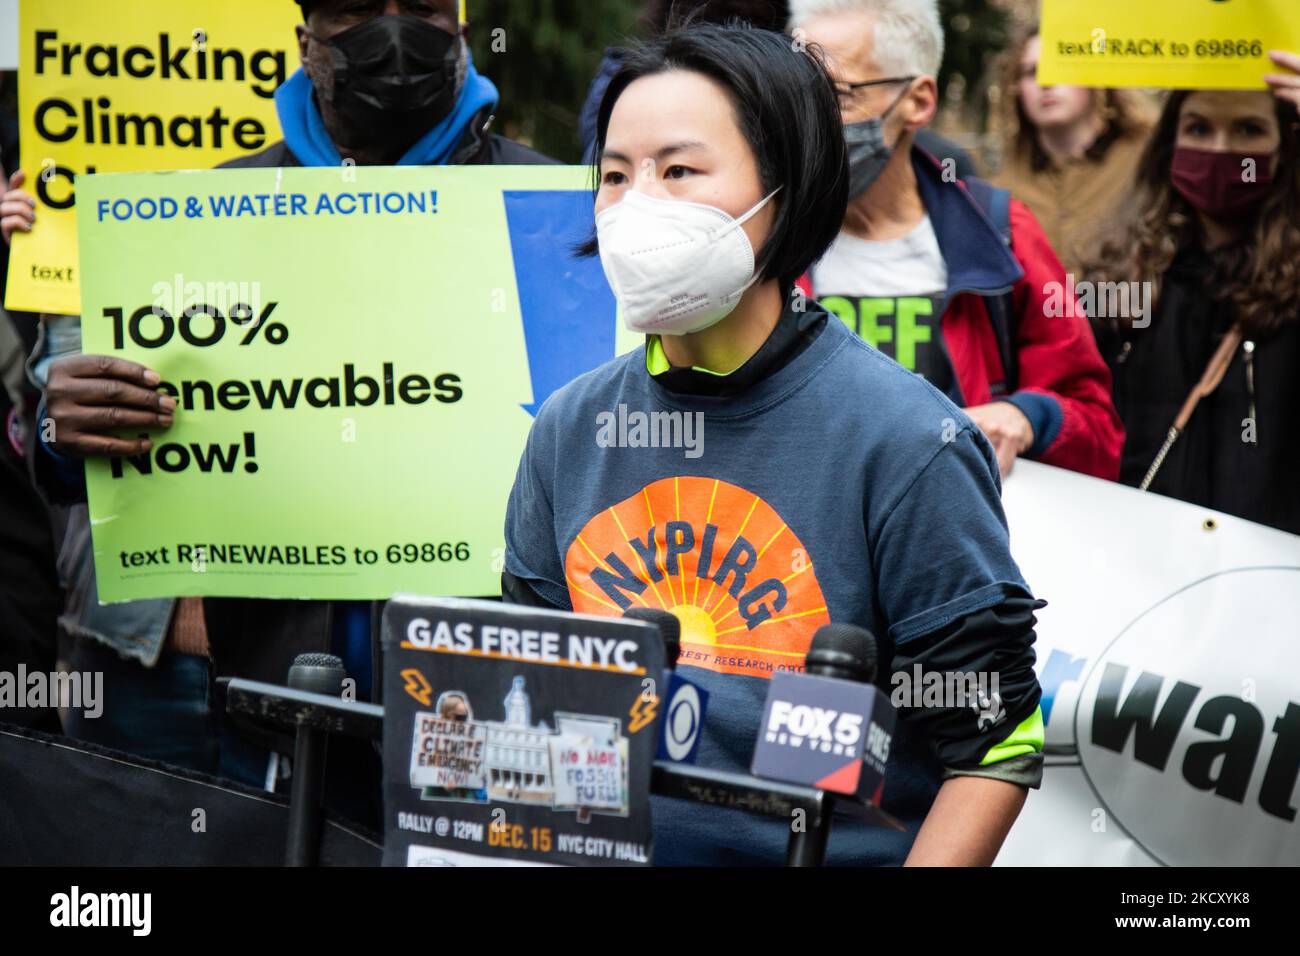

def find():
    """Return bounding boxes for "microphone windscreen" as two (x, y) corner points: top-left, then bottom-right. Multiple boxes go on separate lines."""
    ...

(806, 623), (877, 683)
(288, 652), (346, 696)
(623, 608), (681, 668)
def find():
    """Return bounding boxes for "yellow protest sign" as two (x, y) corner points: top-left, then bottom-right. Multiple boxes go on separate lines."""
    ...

(1037, 0), (1300, 90)
(6, 0), (300, 315)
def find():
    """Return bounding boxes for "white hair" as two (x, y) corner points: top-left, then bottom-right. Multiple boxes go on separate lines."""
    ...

(789, 0), (945, 79)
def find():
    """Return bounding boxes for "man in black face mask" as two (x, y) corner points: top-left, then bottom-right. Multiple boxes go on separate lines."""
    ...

(790, 0), (1122, 483)
(226, 0), (557, 168)
(30, 0), (556, 834)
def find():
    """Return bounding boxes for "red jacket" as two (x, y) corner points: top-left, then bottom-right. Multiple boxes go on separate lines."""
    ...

(800, 150), (1123, 480)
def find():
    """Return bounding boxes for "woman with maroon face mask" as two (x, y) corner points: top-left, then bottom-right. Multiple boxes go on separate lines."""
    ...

(1083, 53), (1300, 535)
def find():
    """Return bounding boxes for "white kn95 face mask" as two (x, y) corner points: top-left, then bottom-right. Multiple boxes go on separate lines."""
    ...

(595, 186), (781, 335)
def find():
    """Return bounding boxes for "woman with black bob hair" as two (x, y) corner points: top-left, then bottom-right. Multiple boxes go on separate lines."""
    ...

(504, 21), (1047, 866)
(577, 16), (847, 301)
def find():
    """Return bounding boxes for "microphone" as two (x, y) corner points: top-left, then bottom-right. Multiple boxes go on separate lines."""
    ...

(805, 622), (877, 683)
(750, 623), (895, 804)
(289, 652), (347, 696)
(622, 607), (707, 764)
(285, 652), (346, 866)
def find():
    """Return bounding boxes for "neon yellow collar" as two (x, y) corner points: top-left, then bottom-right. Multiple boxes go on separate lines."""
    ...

(645, 335), (736, 377)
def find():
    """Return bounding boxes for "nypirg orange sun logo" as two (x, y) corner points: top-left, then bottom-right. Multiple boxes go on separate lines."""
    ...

(564, 477), (830, 679)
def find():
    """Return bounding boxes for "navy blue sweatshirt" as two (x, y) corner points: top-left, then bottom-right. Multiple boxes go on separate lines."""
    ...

(504, 297), (1044, 865)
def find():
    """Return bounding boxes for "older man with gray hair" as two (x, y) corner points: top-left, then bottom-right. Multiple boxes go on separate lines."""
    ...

(791, 0), (1123, 484)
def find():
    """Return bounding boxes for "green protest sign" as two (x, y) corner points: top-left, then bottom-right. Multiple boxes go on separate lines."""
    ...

(76, 165), (625, 602)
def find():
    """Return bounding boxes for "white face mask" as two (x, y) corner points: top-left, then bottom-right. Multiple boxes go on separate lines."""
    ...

(595, 187), (781, 335)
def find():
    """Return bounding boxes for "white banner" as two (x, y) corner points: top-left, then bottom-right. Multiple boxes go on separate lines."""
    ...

(996, 462), (1300, 866)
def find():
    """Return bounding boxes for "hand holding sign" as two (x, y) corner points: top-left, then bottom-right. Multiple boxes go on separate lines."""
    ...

(1, 169), (35, 245)
(45, 355), (174, 458)
(1265, 50), (1300, 107)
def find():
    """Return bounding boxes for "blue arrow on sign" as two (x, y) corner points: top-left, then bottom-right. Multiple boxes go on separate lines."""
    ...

(502, 190), (619, 416)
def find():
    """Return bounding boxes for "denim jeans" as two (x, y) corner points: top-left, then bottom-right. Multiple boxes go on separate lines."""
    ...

(62, 635), (268, 787)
